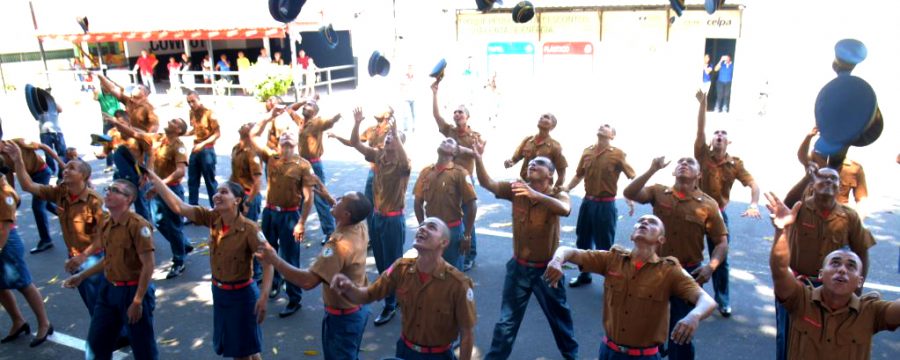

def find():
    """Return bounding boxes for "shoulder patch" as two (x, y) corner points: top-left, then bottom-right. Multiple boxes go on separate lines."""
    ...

(257, 231), (267, 243)
(322, 247), (334, 257)
(466, 287), (475, 302)
(178, 147), (187, 154)
(140, 226), (151, 238)
(4, 197), (13, 206)
(253, 157), (260, 163)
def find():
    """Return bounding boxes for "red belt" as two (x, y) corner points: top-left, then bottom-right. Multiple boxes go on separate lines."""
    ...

(204, 144), (215, 149)
(266, 204), (300, 212)
(604, 336), (659, 356)
(166, 181), (180, 187)
(35, 163), (49, 173)
(324, 305), (361, 316)
(514, 256), (548, 268)
(446, 219), (462, 228)
(585, 195), (616, 202)
(375, 209), (404, 217)
(401, 335), (452, 354)
(306, 157), (321, 163)
(212, 278), (253, 290)
(111, 280), (139, 287)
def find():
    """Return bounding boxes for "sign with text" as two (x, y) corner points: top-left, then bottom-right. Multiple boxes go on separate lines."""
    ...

(458, 13), (539, 42)
(542, 41), (595, 78)
(539, 12), (601, 41)
(486, 41), (535, 77)
(668, 10), (742, 40)
(600, 10), (668, 43)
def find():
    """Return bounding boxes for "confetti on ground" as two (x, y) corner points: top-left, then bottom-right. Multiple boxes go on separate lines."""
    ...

(272, 347), (278, 355)
(160, 338), (178, 345)
(47, 275), (59, 284)
(304, 350), (319, 356)
(303, 335), (315, 341)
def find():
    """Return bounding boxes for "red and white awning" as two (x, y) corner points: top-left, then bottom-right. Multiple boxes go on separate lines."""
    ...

(38, 27), (287, 43)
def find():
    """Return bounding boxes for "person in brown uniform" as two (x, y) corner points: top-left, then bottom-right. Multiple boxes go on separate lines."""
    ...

(0, 138), (64, 253)
(3, 142), (105, 316)
(248, 113), (318, 317)
(145, 169), (274, 360)
(772, 166), (875, 360)
(544, 215), (717, 360)
(297, 100), (340, 243)
(413, 137), (477, 270)
(231, 122), (264, 222)
(109, 116), (192, 279)
(795, 127), (869, 217)
(256, 191), (372, 359)
(349, 107), (411, 326)
(97, 73), (159, 132)
(331, 217), (476, 360)
(693, 90), (761, 316)
(432, 78), (483, 270)
(104, 110), (153, 221)
(472, 143), (578, 360)
(623, 156), (728, 360)
(504, 113), (568, 187)
(185, 91), (220, 208)
(564, 124), (636, 288)
(765, 192), (898, 360)
(63, 179), (158, 359)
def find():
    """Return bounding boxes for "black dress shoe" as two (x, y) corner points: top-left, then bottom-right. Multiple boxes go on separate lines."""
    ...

(1, 323), (30, 343)
(114, 336), (131, 350)
(166, 264), (186, 279)
(279, 301), (301, 318)
(718, 305), (732, 318)
(269, 282), (283, 299)
(185, 244), (194, 254)
(29, 325), (53, 348)
(29, 242), (54, 254)
(373, 307), (396, 326)
(568, 276), (592, 288)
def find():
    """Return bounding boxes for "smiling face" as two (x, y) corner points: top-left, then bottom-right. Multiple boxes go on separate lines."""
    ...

(211, 184), (240, 212)
(452, 106), (469, 127)
(61, 160), (90, 186)
(413, 217), (450, 253)
(630, 215), (666, 246)
(819, 249), (863, 296)
(165, 118), (187, 136)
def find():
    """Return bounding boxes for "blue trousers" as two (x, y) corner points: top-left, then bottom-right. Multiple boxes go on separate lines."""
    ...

(245, 193), (262, 222)
(322, 306), (369, 360)
(706, 211), (730, 309)
(715, 82), (732, 112)
(395, 338), (456, 360)
(666, 264), (700, 360)
(112, 149), (151, 222)
(74, 254), (104, 316)
(187, 147), (218, 207)
(29, 167), (54, 245)
(463, 202), (478, 264)
(153, 184), (189, 266)
(39, 132), (67, 178)
(261, 208), (302, 303)
(88, 280), (158, 360)
(575, 200), (617, 281)
(371, 213), (406, 309)
(599, 343), (660, 360)
(442, 224), (464, 270)
(212, 283), (262, 358)
(485, 259), (578, 360)
(310, 161), (335, 237)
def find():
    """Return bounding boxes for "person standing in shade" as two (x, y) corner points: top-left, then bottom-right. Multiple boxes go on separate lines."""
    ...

(564, 124), (637, 288)
(272, 51), (283, 66)
(180, 53), (195, 91)
(624, 156), (728, 360)
(701, 54), (713, 94)
(63, 179), (158, 360)
(134, 50), (158, 94)
(473, 143), (579, 360)
(0, 138), (64, 254)
(504, 113), (568, 188)
(296, 100), (340, 245)
(693, 90), (761, 317)
(331, 217), (477, 360)
(185, 91), (220, 208)
(544, 215), (718, 360)
(94, 87), (122, 172)
(349, 107), (410, 326)
(713, 55), (734, 113)
(167, 56), (181, 91)
(236, 51), (251, 95)
(202, 55), (213, 86)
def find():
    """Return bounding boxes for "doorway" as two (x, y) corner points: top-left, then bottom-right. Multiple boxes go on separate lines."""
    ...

(704, 38), (737, 112)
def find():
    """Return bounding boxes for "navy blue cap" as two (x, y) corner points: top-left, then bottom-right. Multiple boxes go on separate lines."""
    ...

(24, 84), (57, 121)
(319, 24), (338, 49)
(705, 0), (726, 15)
(430, 58), (447, 79)
(814, 75), (878, 155)
(512, 1), (535, 23)
(90, 134), (113, 146)
(476, 0), (502, 12)
(269, 0), (306, 23)
(368, 51), (390, 77)
(670, 0), (686, 16)
(76, 17), (89, 34)
(835, 39), (867, 66)
(25, 84), (40, 120)
(852, 107), (883, 147)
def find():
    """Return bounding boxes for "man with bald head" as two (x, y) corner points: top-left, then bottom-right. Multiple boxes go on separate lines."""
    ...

(97, 73), (159, 133)
(766, 192), (896, 360)
(624, 156), (728, 360)
(771, 166), (874, 360)
(545, 215), (717, 359)
(332, 217), (477, 360)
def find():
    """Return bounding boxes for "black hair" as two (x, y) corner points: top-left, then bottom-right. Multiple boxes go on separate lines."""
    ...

(114, 109), (127, 119)
(224, 181), (247, 211)
(345, 191), (373, 225)
(112, 179), (138, 204)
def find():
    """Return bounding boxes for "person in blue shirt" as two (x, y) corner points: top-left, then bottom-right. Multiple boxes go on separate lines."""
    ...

(714, 55), (734, 113)
(702, 54), (713, 94)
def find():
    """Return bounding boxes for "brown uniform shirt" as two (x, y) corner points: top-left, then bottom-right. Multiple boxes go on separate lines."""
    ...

(298, 116), (337, 159)
(190, 108), (220, 145)
(33, 184), (104, 255)
(261, 153), (315, 208)
(438, 123), (482, 175)
(0, 182), (20, 224)
(309, 222), (369, 309)
(574, 246), (701, 347)
(0, 139), (47, 175)
(123, 97), (159, 132)
(187, 207), (264, 282)
(365, 258), (477, 347)
(101, 211), (155, 282)
(511, 135), (568, 180)
(695, 145), (754, 209)
(141, 134), (188, 181)
(495, 181), (569, 262)
(230, 144), (263, 192)
(782, 285), (898, 360)
(837, 160), (867, 205)
(266, 112), (302, 151)
(413, 163), (477, 224)
(366, 150), (411, 213)
(575, 145), (636, 198)
(361, 123), (390, 149)
(645, 185), (728, 266)
(787, 199), (874, 277)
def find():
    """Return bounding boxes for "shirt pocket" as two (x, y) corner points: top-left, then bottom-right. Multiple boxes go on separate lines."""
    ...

(604, 276), (626, 306)
(835, 326), (870, 360)
(790, 315), (823, 356)
(633, 285), (666, 306)
(436, 302), (454, 324)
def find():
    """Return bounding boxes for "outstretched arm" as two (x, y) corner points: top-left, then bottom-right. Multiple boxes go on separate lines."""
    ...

(349, 108), (378, 159)
(765, 192), (802, 301)
(473, 143), (499, 195)
(694, 90), (708, 158)
(623, 157), (669, 204)
(797, 127), (818, 167)
(98, 74), (124, 101)
(431, 80), (452, 131)
(145, 168), (195, 218)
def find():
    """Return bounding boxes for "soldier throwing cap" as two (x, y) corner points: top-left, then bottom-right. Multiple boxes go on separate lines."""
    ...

(624, 156), (728, 360)
(544, 215), (717, 360)
(765, 192), (898, 360)
(504, 113), (568, 188)
(184, 91), (221, 208)
(331, 217), (477, 360)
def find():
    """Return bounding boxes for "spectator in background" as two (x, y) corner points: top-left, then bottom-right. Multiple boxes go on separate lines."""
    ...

(180, 53), (195, 91)
(273, 51), (284, 65)
(93, 87), (122, 172)
(167, 56), (181, 92)
(236, 51), (251, 95)
(702, 54), (713, 94)
(134, 50), (158, 94)
(215, 54), (233, 95)
(257, 48), (271, 65)
(296, 50), (316, 98)
(202, 55), (213, 86)
(714, 55), (734, 113)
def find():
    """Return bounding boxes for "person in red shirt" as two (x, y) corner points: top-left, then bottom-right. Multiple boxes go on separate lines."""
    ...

(133, 50), (158, 95)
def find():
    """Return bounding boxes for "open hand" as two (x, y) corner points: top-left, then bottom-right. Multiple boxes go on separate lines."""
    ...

(764, 192), (795, 229)
(671, 314), (700, 345)
(650, 156), (671, 172)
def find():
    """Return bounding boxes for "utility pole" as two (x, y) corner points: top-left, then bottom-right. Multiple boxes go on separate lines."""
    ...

(29, 0), (51, 86)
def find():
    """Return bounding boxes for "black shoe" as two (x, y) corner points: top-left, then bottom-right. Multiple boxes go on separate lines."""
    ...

(718, 305), (732, 318)
(1, 323), (30, 343)
(114, 336), (131, 350)
(279, 301), (301, 318)
(29, 325), (53, 348)
(29, 242), (54, 254)
(373, 307), (396, 326)
(166, 264), (186, 279)
(568, 275), (592, 288)
(185, 244), (194, 254)
(269, 282), (283, 299)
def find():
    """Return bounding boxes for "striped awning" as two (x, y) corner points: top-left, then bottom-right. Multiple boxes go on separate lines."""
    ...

(37, 27), (287, 43)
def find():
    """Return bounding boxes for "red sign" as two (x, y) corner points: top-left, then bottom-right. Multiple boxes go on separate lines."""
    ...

(542, 42), (594, 56)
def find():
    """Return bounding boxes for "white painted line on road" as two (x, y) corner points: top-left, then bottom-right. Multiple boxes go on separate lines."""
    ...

(475, 228), (513, 239)
(865, 282), (900, 293)
(48, 330), (130, 360)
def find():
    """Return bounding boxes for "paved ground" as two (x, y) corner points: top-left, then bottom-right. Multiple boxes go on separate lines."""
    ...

(0, 85), (898, 359)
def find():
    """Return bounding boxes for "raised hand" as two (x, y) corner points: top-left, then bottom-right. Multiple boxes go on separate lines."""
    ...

(650, 156), (670, 172)
(764, 192), (795, 229)
(352, 107), (364, 124)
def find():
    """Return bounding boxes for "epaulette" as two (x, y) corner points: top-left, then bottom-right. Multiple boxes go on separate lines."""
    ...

(609, 245), (630, 255)
(662, 256), (681, 267)
(445, 265), (474, 285)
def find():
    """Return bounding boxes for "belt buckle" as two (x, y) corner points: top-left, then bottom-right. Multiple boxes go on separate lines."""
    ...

(617, 344), (632, 354)
(274, 205), (283, 211)
(411, 344), (423, 352)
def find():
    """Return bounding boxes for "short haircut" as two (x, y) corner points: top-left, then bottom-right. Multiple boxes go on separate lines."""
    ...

(173, 118), (188, 136)
(531, 155), (556, 174)
(822, 246), (862, 269)
(112, 179), (138, 204)
(457, 105), (470, 117)
(423, 217), (451, 243)
(542, 113), (558, 126)
(69, 159), (92, 180)
(114, 109), (127, 119)
(186, 90), (199, 98)
(345, 191), (373, 225)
